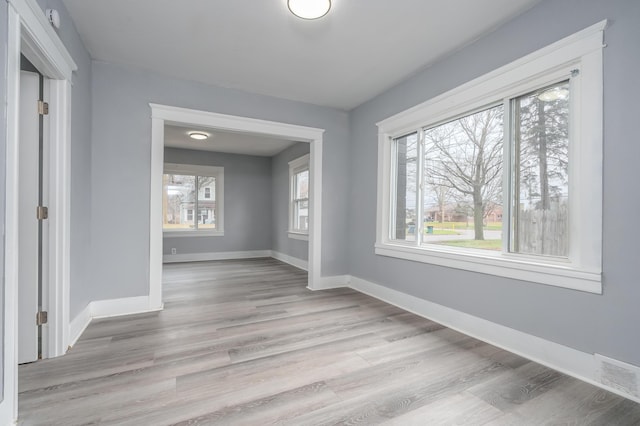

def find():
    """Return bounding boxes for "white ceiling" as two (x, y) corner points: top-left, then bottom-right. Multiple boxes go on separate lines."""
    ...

(61, 0), (541, 110)
(164, 124), (297, 157)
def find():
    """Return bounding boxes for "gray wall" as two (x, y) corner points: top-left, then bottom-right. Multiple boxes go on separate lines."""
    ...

(36, 0), (93, 320)
(0, 0), (7, 402)
(271, 142), (310, 261)
(89, 60), (350, 303)
(348, 0), (640, 367)
(163, 148), (272, 255)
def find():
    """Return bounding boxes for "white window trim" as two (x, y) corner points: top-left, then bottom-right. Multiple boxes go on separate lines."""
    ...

(288, 154), (310, 240)
(163, 163), (225, 237)
(376, 20), (606, 294)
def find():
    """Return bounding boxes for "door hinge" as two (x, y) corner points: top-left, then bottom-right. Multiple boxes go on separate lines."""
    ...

(37, 205), (49, 220)
(38, 100), (49, 115)
(36, 311), (48, 326)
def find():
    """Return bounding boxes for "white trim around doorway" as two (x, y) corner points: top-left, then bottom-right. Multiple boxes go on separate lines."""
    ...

(2, 0), (77, 423)
(149, 104), (325, 309)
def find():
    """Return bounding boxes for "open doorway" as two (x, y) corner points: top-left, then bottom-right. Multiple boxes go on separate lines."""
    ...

(148, 104), (324, 309)
(17, 55), (48, 365)
(161, 124), (309, 267)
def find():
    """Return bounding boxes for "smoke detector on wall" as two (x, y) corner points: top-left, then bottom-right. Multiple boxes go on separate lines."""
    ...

(46, 9), (60, 29)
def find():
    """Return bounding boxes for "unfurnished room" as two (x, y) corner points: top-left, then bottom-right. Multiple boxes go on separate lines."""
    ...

(1, 0), (640, 424)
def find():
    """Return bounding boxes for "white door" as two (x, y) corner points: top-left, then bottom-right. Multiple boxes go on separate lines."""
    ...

(18, 70), (40, 364)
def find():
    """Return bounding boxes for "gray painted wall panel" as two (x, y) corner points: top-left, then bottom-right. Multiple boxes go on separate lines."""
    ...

(90, 61), (350, 302)
(0, 0), (8, 402)
(271, 142), (310, 261)
(348, 0), (640, 366)
(36, 0), (93, 319)
(163, 148), (272, 255)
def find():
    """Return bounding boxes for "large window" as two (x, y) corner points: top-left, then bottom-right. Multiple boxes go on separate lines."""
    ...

(376, 22), (605, 293)
(393, 104), (506, 250)
(289, 154), (310, 240)
(163, 163), (224, 235)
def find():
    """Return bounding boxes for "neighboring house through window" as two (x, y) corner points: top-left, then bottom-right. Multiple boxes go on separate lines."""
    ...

(376, 22), (605, 293)
(163, 163), (224, 236)
(289, 154), (310, 240)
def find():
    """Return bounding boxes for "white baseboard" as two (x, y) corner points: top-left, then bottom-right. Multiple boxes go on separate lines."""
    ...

(163, 250), (310, 272)
(308, 275), (350, 291)
(271, 251), (309, 271)
(68, 303), (92, 348)
(349, 275), (640, 404)
(67, 296), (163, 348)
(163, 250), (272, 263)
(91, 296), (161, 319)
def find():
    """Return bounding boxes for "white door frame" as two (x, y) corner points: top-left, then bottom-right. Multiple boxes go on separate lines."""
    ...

(1, 0), (76, 423)
(149, 104), (325, 308)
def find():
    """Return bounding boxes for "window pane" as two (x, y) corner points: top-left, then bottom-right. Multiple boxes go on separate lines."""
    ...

(422, 105), (504, 251)
(294, 199), (309, 231)
(198, 176), (216, 230)
(295, 170), (309, 200)
(512, 81), (569, 256)
(392, 132), (418, 242)
(163, 174), (195, 229)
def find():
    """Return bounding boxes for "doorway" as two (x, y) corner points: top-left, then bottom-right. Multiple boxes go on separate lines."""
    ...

(148, 104), (325, 309)
(1, 1), (77, 422)
(18, 56), (48, 364)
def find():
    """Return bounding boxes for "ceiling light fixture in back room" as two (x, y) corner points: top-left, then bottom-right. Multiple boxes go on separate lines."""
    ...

(288, 0), (331, 20)
(188, 132), (209, 140)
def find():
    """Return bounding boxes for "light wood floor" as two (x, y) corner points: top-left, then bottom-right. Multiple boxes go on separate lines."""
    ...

(18, 259), (640, 425)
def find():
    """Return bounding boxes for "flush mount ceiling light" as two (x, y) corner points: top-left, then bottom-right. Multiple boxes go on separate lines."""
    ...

(288, 0), (331, 20)
(188, 132), (209, 140)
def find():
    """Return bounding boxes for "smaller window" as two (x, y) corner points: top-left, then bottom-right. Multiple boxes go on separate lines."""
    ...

(288, 154), (310, 239)
(163, 163), (224, 236)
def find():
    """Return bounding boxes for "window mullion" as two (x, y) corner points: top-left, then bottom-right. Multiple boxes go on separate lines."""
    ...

(291, 174), (295, 231)
(195, 175), (199, 230)
(389, 138), (399, 241)
(416, 129), (425, 246)
(503, 99), (514, 254)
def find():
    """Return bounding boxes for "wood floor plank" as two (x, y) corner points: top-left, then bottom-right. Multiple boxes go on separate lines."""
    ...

(171, 381), (339, 426)
(468, 361), (568, 411)
(382, 392), (505, 425)
(17, 258), (640, 425)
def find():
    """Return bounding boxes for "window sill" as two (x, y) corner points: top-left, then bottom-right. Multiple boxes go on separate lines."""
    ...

(163, 230), (224, 238)
(374, 242), (601, 294)
(288, 231), (309, 241)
